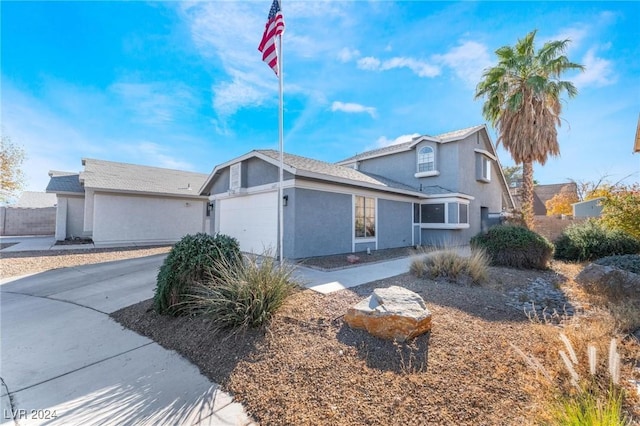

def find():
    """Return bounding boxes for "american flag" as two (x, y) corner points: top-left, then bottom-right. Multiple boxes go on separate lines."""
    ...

(258, 0), (285, 76)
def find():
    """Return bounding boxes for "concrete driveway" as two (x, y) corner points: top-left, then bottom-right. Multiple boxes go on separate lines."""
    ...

(0, 255), (253, 426)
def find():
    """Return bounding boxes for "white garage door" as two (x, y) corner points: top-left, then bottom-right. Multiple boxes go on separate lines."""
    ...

(218, 191), (278, 254)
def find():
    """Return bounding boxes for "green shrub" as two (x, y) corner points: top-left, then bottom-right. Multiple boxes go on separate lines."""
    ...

(554, 220), (640, 262)
(182, 252), (299, 329)
(410, 248), (489, 284)
(470, 225), (554, 269)
(154, 233), (241, 315)
(594, 254), (640, 275)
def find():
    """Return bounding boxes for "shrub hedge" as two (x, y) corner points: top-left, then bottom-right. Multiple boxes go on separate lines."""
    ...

(470, 225), (554, 269)
(153, 233), (241, 315)
(554, 220), (640, 262)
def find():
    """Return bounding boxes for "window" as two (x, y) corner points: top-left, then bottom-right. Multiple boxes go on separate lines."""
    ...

(482, 157), (491, 180)
(421, 203), (445, 223)
(420, 200), (469, 228)
(477, 154), (491, 182)
(230, 163), (241, 190)
(417, 146), (435, 172)
(355, 196), (375, 238)
(459, 203), (468, 224)
(413, 203), (420, 224)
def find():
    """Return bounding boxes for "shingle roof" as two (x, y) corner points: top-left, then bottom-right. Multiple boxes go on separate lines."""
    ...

(13, 191), (57, 208)
(46, 171), (84, 194)
(256, 150), (458, 197)
(338, 124), (485, 163)
(258, 150), (386, 185)
(79, 158), (208, 197)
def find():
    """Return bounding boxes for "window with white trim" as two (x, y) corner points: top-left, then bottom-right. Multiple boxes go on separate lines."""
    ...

(417, 146), (435, 172)
(420, 200), (469, 228)
(355, 196), (375, 238)
(230, 163), (241, 190)
(476, 154), (491, 182)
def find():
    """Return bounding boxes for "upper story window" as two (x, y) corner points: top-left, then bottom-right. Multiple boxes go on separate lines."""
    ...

(415, 145), (440, 178)
(417, 147), (434, 172)
(229, 163), (241, 190)
(475, 149), (494, 183)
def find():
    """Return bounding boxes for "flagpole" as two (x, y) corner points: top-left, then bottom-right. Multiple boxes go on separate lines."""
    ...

(277, 31), (284, 262)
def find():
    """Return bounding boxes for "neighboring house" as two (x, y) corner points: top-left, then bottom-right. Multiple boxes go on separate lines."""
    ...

(573, 197), (604, 218)
(0, 192), (57, 236)
(511, 182), (578, 216)
(46, 159), (209, 246)
(200, 125), (515, 258)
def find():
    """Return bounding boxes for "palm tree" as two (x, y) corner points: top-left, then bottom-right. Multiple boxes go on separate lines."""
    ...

(475, 30), (583, 228)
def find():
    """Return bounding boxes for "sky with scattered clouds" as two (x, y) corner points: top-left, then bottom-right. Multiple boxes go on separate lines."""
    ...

(2, 1), (639, 194)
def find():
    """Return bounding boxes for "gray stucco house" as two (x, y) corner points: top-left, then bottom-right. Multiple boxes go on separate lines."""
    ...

(200, 125), (515, 259)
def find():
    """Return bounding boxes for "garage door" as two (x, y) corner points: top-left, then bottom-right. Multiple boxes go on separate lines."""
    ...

(218, 191), (278, 254)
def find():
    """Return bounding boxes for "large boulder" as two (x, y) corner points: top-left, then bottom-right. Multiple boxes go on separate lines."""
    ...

(576, 263), (640, 299)
(344, 286), (432, 341)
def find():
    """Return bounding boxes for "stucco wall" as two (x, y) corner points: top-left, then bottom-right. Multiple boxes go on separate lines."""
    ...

(91, 193), (205, 245)
(573, 198), (603, 218)
(210, 160), (295, 195)
(66, 196), (86, 238)
(357, 142), (460, 191)
(0, 207), (56, 236)
(452, 132), (504, 242)
(377, 199), (413, 249)
(287, 188), (352, 258)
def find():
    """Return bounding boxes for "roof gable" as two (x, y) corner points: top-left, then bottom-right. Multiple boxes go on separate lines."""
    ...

(337, 124), (486, 164)
(46, 172), (84, 194)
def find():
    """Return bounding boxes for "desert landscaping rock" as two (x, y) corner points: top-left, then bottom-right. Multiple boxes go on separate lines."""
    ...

(505, 277), (580, 321)
(344, 285), (432, 341)
(576, 263), (640, 298)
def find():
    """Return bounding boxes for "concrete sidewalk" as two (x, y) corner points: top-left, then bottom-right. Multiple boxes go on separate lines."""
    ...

(0, 255), (254, 426)
(297, 257), (414, 294)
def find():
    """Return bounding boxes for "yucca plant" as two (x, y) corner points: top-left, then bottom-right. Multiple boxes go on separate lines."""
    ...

(181, 251), (299, 329)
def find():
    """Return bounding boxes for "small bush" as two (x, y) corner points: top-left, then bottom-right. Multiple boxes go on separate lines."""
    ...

(154, 233), (241, 315)
(554, 220), (640, 262)
(182, 252), (299, 329)
(594, 254), (640, 275)
(470, 225), (554, 269)
(411, 248), (489, 284)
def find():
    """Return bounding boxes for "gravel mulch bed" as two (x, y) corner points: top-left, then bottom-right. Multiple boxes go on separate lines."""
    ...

(297, 247), (415, 270)
(0, 246), (171, 278)
(112, 266), (604, 425)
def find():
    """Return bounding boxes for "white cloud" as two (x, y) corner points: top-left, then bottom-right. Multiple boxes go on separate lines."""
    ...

(433, 40), (492, 86)
(357, 56), (440, 78)
(357, 56), (381, 70)
(572, 47), (615, 88)
(331, 101), (377, 118)
(544, 26), (588, 52)
(375, 133), (420, 148)
(179, 2), (276, 119)
(337, 47), (360, 63)
(109, 81), (196, 125)
(119, 141), (194, 171)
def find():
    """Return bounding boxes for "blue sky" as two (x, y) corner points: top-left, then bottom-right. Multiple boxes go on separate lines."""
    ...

(2, 1), (639, 194)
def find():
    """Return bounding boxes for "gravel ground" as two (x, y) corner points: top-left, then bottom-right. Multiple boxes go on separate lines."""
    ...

(297, 247), (415, 270)
(112, 263), (640, 425)
(0, 246), (171, 278)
